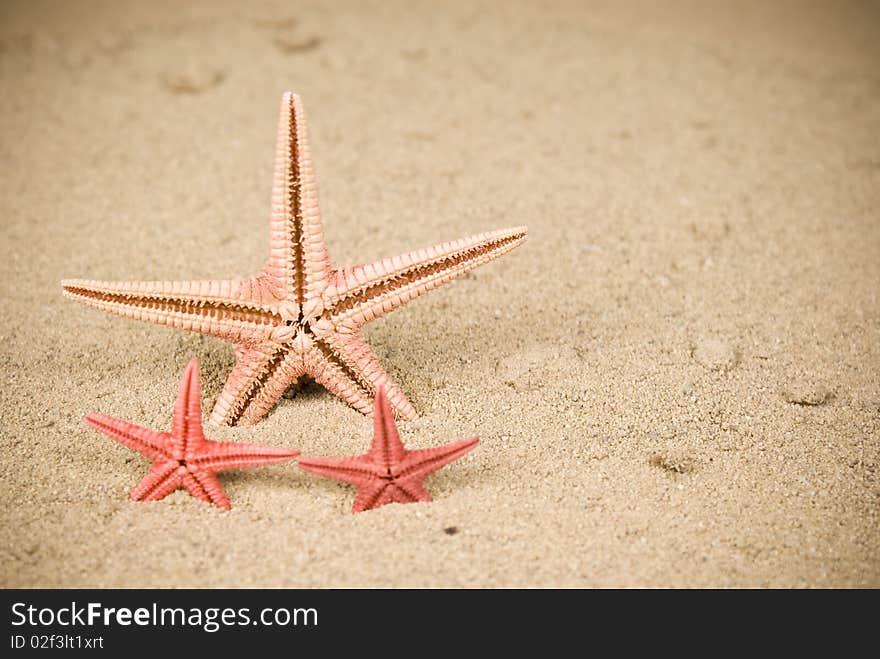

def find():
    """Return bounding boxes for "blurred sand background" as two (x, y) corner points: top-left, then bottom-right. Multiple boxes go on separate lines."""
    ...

(1, 0), (878, 587)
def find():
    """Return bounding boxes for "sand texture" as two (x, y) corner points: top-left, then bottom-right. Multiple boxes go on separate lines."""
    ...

(1, 0), (878, 587)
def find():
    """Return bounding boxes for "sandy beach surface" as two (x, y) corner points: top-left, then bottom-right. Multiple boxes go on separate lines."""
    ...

(1, 0), (878, 587)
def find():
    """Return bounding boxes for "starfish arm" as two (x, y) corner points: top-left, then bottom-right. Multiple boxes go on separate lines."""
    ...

(297, 455), (382, 487)
(399, 436), (480, 481)
(305, 333), (417, 420)
(189, 441), (299, 472)
(388, 479), (433, 505)
(351, 482), (393, 512)
(181, 468), (230, 510)
(209, 345), (304, 426)
(322, 226), (527, 331)
(170, 358), (206, 454)
(302, 341), (372, 417)
(130, 461), (183, 502)
(368, 387), (407, 466)
(61, 278), (282, 345)
(85, 413), (171, 461)
(263, 92), (332, 304)
(352, 481), (431, 512)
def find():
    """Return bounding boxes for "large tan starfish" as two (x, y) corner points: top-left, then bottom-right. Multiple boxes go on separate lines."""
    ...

(62, 92), (527, 426)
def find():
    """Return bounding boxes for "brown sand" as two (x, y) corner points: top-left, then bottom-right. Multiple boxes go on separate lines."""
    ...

(1, 0), (878, 588)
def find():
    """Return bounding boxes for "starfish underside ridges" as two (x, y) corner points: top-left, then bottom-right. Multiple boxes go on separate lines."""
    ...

(63, 92), (527, 425)
(85, 358), (299, 509)
(298, 388), (479, 512)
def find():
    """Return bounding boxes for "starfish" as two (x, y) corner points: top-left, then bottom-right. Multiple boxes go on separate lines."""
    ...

(298, 388), (478, 512)
(62, 92), (527, 426)
(85, 358), (299, 510)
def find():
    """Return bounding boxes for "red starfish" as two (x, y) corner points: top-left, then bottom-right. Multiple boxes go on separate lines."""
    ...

(85, 358), (299, 510)
(298, 388), (479, 512)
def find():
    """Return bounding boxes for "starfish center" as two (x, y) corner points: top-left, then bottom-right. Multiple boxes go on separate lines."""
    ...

(285, 319), (313, 333)
(379, 467), (399, 482)
(271, 315), (321, 345)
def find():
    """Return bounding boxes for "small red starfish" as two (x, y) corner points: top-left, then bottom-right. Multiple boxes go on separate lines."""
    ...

(85, 358), (299, 510)
(298, 388), (479, 512)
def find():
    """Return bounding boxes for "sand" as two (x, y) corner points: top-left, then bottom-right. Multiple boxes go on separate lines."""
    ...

(1, 0), (878, 588)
